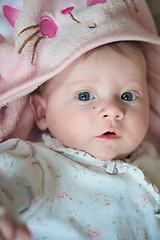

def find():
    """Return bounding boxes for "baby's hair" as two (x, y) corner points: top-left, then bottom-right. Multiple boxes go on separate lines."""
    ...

(84, 41), (145, 58)
(33, 41), (146, 96)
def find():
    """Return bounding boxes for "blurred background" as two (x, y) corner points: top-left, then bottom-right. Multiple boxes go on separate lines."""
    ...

(147, 0), (160, 35)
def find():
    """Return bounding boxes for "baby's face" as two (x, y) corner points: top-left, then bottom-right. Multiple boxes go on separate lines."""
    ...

(40, 45), (149, 160)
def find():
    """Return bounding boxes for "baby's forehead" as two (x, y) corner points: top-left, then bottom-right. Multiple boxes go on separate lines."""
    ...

(72, 42), (145, 67)
(44, 41), (146, 93)
(71, 42), (145, 68)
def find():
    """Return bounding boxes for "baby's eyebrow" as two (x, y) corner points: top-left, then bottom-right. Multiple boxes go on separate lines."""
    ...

(67, 79), (96, 88)
(124, 81), (146, 92)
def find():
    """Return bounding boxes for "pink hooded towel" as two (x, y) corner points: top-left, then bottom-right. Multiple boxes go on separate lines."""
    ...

(0, 0), (160, 152)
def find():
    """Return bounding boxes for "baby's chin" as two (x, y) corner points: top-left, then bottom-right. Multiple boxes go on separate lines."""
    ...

(90, 151), (133, 161)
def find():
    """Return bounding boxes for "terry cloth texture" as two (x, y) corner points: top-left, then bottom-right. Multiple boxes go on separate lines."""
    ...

(0, 0), (160, 153)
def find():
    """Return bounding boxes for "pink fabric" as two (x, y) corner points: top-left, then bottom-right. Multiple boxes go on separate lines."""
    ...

(61, 7), (74, 15)
(39, 16), (59, 38)
(0, 96), (36, 143)
(88, 0), (108, 6)
(3, 5), (20, 27)
(0, 34), (6, 43)
(0, 0), (160, 154)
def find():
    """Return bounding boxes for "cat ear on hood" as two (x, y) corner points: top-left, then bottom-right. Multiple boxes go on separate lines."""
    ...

(3, 5), (20, 28)
(0, 1), (23, 42)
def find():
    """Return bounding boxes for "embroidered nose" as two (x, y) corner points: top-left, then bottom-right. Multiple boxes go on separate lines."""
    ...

(18, 15), (59, 64)
(39, 16), (58, 38)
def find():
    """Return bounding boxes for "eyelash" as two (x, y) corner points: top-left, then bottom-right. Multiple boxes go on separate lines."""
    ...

(76, 91), (95, 101)
(75, 90), (139, 103)
(121, 91), (138, 101)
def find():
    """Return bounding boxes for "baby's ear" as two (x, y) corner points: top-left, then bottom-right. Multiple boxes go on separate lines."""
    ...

(30, 94), (48, 131)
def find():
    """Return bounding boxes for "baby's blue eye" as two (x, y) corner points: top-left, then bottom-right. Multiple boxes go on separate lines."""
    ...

(77, 92), (94, 101)
(121, 92), (136, 101)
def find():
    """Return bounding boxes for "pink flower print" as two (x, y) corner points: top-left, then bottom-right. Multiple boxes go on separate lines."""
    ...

(88, 0), (108, 6)
(31, 196), (38, 206)
(69, 217), (75, 222)
(134, 195), (138, 199)
(141, 194), (150, 204)
(37, 217), (42, 223)
(29, 228), (35, 237)
(88, 227), (100, 238)
(0, 168), (6, 176)
(144, 233), (148, 240)
(134, 203), (140, 210)
(47, 166), (52, 171)
(103, 200), (111, 206)
(57, 190), (70, 200)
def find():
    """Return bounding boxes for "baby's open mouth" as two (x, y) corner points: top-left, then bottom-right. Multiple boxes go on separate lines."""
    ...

(98, 130), (121, 139)
(104, 131), (116, 135)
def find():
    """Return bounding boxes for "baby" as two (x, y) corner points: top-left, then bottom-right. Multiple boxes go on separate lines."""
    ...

(0, 41), (160, 240)
(31, 41), (149, 161)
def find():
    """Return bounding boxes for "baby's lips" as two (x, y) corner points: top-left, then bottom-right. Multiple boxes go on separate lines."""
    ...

(96, 129), (121, 139)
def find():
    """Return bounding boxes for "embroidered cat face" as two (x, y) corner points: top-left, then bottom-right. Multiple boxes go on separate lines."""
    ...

(2, 0), (138, 63)
(17, 1), (108, 63)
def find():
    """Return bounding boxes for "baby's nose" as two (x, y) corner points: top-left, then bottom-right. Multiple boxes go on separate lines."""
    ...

(98, 101), (124, 120)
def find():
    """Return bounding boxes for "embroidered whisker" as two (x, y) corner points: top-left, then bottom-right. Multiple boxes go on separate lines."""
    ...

(89, 23), (97, 29)
(18, 30), (40, 54)
(18, 24), (39, 36)
(31, 36), (43, 64)
(70, 13), (81, 24)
